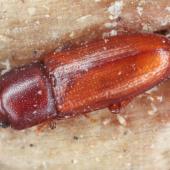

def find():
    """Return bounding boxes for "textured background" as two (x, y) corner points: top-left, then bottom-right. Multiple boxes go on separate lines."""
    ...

(0, 0), (170, 170)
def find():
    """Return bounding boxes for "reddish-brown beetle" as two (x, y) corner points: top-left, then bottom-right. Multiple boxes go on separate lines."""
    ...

(0, 33), (170, 130)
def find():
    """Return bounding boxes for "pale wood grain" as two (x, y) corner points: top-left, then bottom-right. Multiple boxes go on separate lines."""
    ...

(0, 0), (170, 65)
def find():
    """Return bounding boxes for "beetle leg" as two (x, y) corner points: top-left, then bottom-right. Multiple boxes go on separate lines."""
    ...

(108, 98), (132, 114)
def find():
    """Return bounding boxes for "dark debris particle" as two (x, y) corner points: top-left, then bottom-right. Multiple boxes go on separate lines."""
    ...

(123, 149), (127, 153)
(123, 130), (128, 136)
(49, 122), (57, 129)
(29, 144), (34, 147)
(0, 122), (9, 128)
(32, 50), (38, 55)
(73, 136), (79, 140)
(116, 16), (122, 22)
(154, 29), (169, 35)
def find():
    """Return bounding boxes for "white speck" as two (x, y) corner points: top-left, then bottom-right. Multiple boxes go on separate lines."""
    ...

(165, 7), (170, 12)
(55, 46), (63, 53)
(90, 144), (95, 148)
(118, 71), (122, 75)
(51, 31), (59, 39)
(117, 114), (127, 126)
(103, 47), (107, 50)
(160, 19), (169, 26)
(35, 21), (40, 25)
(76, 15), (92, 22)
(147, 96), (154, 101)
(95, 157), (100, 162)
(126, 163), (132, 167)
(150, 144), (155, 149)
(148, 110), (155, 116)
(157, 96), (163, 102)
(105, 4), (119, 38)
(142, 24), (152, 31)
(38, 90), (42, 95)
(0, 59), (11, 75)
(109, 15), (114, 20)
(33, 104), (37, 107)
(64, 115), (70, 119)
(102, 118), (111, 126)
(28, 7), (36, 16)
(11, 27), (24, 33)
(104, 22), (113, 29)
(118, 155), (123, 159)
(147, 103), (157, 116)
(32, 110), (37, 115)
(110, 30), (117, 36)
(104, 39), (109, 43)
(146, 86), (158, 94)
(104, 22), (117, 29)
(42, 161), (48, 169)
(57, 105), (62, 110)
(108, 1), (123, 19)
(71, 159), (78, 164)
(45, 14), (50, 18)
(137, 6), (143, 16)
(79, 135), (84, 139)
(69, 32), (75, 38)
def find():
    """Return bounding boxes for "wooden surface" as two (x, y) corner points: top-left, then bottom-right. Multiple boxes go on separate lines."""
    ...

(0, 0), (170, 64)
(1, 82), (170, 170)
(0, 0), (170, 170)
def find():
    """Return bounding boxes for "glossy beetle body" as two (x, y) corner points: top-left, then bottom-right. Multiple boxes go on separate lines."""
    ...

(0, 34), (170, 130)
